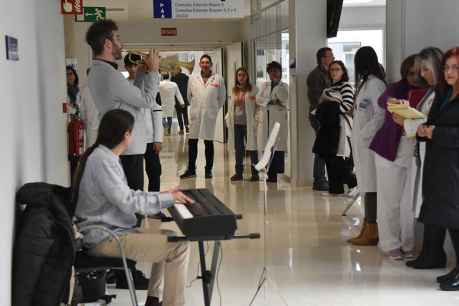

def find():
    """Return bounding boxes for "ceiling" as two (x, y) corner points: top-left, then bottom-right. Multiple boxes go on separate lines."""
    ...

(343, 0), (386, 7)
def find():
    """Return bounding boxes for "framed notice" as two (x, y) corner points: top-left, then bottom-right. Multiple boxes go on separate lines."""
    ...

(61, 0), (84, 15)
(5, 35), (19, 61)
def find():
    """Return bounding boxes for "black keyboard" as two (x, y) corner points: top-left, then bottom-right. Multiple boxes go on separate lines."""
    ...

(167, 189), (237, 241)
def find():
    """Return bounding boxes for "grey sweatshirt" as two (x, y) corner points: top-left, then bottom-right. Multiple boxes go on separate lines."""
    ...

(76, 145), (174, 245)
(88, 60), (161, 155)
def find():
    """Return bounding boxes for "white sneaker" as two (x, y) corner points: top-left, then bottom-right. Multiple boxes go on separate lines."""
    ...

(346, 187), (360, 199)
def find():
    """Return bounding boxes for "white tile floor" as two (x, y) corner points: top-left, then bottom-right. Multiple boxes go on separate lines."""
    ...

(109, 135), (459, 306)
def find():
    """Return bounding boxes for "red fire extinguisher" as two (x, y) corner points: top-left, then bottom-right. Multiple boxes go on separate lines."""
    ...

(68, 116), (85, 157)
(68, 114), (85, 182)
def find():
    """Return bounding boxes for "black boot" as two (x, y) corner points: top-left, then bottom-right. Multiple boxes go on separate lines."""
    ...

(437, 268), (459, 284)
(440, 270), (459, 291)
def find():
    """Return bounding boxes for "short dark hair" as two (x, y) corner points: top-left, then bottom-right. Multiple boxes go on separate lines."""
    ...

(329, 60), (349, 82)
(200, 54), (212, 64)
(86, 19), (119, 56)
(124, 53), (141, 67)
(267, 61), (282, 73)
(400, 54), (418, 79)
(162, 73), (169, 80)
(316, 47), (333, 65)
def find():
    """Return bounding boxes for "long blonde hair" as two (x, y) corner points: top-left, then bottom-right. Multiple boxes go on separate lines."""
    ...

(232, 67), (253, 95)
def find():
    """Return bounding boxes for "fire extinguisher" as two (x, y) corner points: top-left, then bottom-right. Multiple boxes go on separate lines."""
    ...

(68, 115), (85, 158)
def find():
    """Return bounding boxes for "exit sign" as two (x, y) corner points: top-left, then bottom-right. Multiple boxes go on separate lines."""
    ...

(83, 7), (106, 22)
(161, 28), (177, 36)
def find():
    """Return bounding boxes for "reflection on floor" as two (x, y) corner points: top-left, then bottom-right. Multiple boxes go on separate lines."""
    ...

(110, 134), (458, 306)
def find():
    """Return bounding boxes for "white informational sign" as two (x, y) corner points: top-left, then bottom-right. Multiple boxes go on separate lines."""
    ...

(153, 0), (250, 19)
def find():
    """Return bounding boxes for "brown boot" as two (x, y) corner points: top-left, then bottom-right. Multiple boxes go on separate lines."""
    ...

(347, 218), (367, 243)
(349, 223), (379, 246)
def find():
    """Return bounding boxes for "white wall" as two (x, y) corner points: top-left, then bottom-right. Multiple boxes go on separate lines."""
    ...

(387, 0), (459, 81)
(65, 18), (244, 85)
(340, 6), (385, 29)
(0, 0), (68, 304)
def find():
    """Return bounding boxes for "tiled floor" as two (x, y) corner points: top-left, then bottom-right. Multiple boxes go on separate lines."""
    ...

(109, 134), (459, 306)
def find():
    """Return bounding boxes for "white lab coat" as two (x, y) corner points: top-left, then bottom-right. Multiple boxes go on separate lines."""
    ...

(225, 86), (259, 151)
(78, 86), (99, 148)
(159, 80), (184, 117)
(403, 89), (436, 217)
(256, 81), (289, 152)
(351, 75), (386, 193)
(187, 73), (226, 140)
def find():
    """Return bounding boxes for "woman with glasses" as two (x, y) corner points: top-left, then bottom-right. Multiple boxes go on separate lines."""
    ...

(417, 48), (459, 290)
(313, 60), (357, 195)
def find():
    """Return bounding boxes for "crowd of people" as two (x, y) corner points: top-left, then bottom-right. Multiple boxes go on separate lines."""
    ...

(63, 18), (459, 306)
(307, 45), (459, 291)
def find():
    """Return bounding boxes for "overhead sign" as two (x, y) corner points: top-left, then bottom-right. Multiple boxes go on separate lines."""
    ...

(161, 28), (178, 36)
(61, 0), (83, 15)
(83, 7), (106, 22)
(153, 0), (249, 19)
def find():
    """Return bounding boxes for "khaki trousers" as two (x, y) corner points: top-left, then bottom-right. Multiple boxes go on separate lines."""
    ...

(89, 220), (189, 306)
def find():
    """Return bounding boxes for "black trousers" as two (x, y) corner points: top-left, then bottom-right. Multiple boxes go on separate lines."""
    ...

(234, 124), (259, 176)
(417, 224), (446, 262)
(188, 139), (214, 173)
(449, 228), (459, 265)
(364, 192), (377, 224)
(120, 154), (144, 191)
(323, 156), (357, 194)
(176, 105), (189, 131)
(144, 143), (162, 192)
(163, 117), (172, 130)
(268, 151), (285, 181)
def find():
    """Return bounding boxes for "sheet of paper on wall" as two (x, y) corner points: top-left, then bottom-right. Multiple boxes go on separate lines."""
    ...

(387, 103), (426, 119)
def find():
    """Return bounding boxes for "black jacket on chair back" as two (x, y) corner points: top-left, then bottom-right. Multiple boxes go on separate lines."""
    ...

(13, 182), (76, 306)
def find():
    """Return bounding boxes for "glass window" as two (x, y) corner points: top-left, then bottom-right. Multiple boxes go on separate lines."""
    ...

(328, 29), (384, 82)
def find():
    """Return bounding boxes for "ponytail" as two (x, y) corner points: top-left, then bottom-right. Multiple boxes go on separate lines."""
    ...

(71, 109), (135, 211)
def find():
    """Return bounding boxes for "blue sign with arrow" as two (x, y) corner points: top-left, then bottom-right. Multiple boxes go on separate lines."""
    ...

(153, 0), (172, 18)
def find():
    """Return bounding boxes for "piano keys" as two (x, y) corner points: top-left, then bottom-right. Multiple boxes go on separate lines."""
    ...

(167, 189), (237, 241)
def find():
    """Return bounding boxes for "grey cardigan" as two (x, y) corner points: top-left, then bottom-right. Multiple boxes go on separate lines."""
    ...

(76, 145), (174, 245)
(88, 60), (161, 155)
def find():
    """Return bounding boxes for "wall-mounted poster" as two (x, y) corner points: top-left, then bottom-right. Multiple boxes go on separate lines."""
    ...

(153, 0), (250, 19)
(5, 35), (19, 61)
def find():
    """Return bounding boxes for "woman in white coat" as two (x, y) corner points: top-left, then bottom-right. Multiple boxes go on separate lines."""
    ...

(256, 61), (289, 183)
(159, 73), (185, 135)
(349, 46), (387, 246)
(180, 54), (226, 179)
(392, 47), (447, 269)
(226, 67), (259, 181)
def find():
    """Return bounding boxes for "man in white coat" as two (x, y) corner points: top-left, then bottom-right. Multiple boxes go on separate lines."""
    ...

(78, 68), (99, 148)
(256, 61), (289, 183)
(160, 73), (185, 135)
(180, 54), (226, 179)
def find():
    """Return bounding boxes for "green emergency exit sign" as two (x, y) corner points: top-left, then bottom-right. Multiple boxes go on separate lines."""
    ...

(83, 7), (106, 22)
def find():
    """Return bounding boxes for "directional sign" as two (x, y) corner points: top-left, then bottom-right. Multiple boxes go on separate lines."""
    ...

(154, 0), (173, 18)
(83, 7), (106, 22)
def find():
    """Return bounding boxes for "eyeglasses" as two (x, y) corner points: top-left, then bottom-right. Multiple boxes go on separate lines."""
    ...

(444, 65), (459, 72)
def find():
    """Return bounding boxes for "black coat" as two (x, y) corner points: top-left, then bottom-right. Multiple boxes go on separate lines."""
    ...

(420, 94), (459, 229)
(13, 183), (76, 306)
(171, 72), (190, 106)
(312, 101), (341, 157)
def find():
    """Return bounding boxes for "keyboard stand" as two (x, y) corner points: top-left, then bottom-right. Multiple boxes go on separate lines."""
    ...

(198, 241), (221, 306)
(168, 234), (259, 306)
